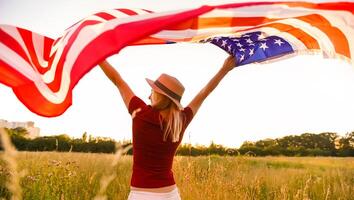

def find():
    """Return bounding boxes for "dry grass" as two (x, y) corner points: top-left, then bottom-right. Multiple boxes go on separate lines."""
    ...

(0, 151), (353, 200)
(0, 128), (23, 200)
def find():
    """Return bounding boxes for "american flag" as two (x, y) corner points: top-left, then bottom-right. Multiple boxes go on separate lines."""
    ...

(0, 1), (353, 117)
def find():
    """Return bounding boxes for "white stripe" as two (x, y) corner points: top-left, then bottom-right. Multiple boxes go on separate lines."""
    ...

(32, 33), (48, 68)
(0, 26), (37, 70)
(152, 26), (252, 40)
(80, 15), (107, 22)
(0, 43), (36, 81)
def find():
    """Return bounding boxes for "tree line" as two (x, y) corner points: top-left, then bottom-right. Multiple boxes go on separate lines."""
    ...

(1, 128), (117, 153)
(1, 128), (353, 156)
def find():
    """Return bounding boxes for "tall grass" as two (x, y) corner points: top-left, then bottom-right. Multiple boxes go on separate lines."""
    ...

(0, 128), (23, 200)
(0, 151), (353, 200)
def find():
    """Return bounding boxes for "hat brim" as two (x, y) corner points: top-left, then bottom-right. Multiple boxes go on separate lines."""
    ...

(146, 78), (184, 110)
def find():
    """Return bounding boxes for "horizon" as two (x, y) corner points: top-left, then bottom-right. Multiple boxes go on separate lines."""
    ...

(1, 117), (352, 148)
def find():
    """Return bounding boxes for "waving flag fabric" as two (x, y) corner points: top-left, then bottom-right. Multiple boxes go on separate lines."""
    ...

(0, 1), (354, 117)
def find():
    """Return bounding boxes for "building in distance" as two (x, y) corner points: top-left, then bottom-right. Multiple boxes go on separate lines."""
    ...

(0, 119), (40, 139)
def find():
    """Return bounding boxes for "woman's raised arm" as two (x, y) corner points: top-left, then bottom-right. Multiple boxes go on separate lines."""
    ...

(99, 60), (135, 109)
(187, 56), (236, 116)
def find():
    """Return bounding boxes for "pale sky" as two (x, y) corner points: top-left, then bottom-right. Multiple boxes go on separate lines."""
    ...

(1, 0), (354, 148)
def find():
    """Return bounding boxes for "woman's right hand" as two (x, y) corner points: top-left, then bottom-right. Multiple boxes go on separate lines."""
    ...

(221, 56), (237, 72)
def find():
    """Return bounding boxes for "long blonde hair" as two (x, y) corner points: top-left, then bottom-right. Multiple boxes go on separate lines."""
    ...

(152, 91), (184, 143)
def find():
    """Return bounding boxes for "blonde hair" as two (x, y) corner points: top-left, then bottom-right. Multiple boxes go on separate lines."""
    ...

(152, 91), (184, 143)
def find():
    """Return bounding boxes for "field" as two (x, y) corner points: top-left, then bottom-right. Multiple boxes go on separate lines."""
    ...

(0, 152), (353, 200)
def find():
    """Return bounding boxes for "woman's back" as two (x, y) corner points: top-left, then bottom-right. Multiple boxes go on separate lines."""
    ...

(128, 96), (193, 188)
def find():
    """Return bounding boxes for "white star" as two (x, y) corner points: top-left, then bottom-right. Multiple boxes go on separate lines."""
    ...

(227, 45), (232, 51)
(260, 42), (268, 51)
(239, 48), (246, 52)
(274, 39), (284, 46)
(236, 43), (243, 47)
(214, 37), (221, 42)
(257, 33), (266, 40)
(246, 38), (253, 44)
(249, 48), (254, 56)
(240, 54), (245, 61)
(221, 40), (227, 47)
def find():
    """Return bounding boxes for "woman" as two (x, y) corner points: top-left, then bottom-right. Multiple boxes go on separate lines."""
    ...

(99, 55), (236, 200)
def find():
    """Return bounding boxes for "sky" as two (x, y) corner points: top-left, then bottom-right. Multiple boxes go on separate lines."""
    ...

(1, 0), (354, 148)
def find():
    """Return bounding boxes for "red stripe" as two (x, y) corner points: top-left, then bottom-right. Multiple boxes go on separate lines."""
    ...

(13, 82), (72, 117)
(43, 37), (54, 66)
(95, 12), (117, 21)
(0, 27), (31, 65)
(0, 60), (31, 87)
(215, 1), (354, 14)
(281, 2), (354, 14)
(168, 16), (284, 30)
(116, 8), (138, 16)
(133, 37), (168, 45)
(17, 28), (43, 72)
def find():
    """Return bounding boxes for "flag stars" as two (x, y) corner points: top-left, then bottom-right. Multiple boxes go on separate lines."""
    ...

(260, 42), (268, 51)
(236, 42), (243, 47)
(227, 45), (232, 51)
(239, 47), (246, 52)
(239, 54), (245, 61)
(257, 33), (266, 40)
(221, 40), (227, 47)
(246, 38), (253, 44)
(249, 48), (254, 56)
(274, 39), (284, 46)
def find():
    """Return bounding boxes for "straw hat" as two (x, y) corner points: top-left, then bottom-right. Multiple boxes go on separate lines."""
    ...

(146, 73), (185, 110)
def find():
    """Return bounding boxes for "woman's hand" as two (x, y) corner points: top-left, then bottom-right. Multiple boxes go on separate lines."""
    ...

(221, 56), (237, 72)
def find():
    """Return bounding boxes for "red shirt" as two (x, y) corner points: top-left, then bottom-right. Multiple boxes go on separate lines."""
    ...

(128, 96), (194, 188)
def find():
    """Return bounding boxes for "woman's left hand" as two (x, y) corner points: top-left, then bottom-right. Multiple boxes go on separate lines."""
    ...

(221, 55), (237, 72)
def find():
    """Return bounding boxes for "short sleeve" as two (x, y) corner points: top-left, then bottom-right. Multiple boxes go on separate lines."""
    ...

(183, 107), (194, 126)
(128, 96), (147, 115)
